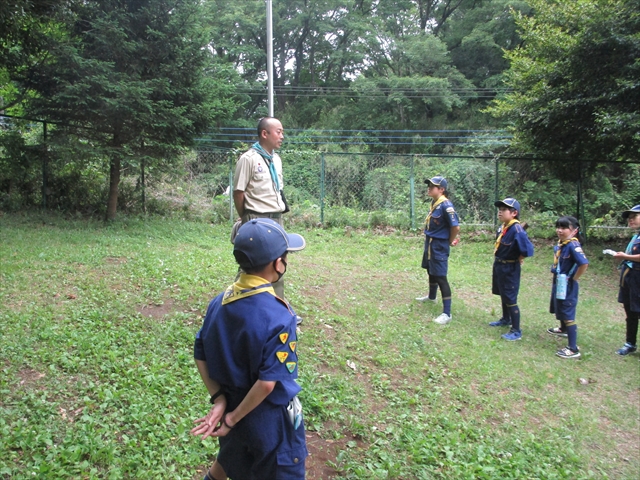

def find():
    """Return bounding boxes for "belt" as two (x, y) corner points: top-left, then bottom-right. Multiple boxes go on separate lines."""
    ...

(495, 258), (517, 264)
(244, 210), (282, 219)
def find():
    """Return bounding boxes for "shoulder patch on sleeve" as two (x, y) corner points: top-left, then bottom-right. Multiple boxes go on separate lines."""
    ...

(575, 247), (584, 253)
(446, 207), (455, 213)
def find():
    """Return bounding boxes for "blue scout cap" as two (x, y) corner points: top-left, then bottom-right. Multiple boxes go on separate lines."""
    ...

(494, 197), (521, 213)
(234, 218), (305, 268)
(621, 205), (640, 219)
(426, 176), (448, 189)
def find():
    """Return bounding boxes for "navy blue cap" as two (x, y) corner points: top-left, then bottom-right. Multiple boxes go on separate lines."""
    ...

(426, 176), (448, 189)
(622, 205), (640, 219)
(233, 218), (305, 268)
(494, 197), (521, 213)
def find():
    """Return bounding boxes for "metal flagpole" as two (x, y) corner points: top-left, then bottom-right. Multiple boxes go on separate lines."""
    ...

(266, 0), (274, 116)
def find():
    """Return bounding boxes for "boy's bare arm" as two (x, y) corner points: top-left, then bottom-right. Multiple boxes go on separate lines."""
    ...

(195, 359), (222, 396)
(221, 380), (277, 431)
(191, 359), (227, 440)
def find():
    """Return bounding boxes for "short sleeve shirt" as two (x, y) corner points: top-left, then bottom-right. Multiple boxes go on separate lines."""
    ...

(553, 240), (589, 275)
(194, 284), (300, 406)
(234, 148), (285, 213)
(495, 223), (534, 260)
(625, 232), (640, 270)
(425, 199), (459, 240)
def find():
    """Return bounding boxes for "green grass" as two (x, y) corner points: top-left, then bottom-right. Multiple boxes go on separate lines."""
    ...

(1, 213), (638, 479)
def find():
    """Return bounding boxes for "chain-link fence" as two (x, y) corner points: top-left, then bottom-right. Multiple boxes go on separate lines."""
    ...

(191, 148), (639, 237)
(2, 113), (638, 235)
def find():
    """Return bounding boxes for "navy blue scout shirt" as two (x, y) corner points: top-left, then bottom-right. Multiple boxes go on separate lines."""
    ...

(495, 222), (534, 260)
(425, 198), (459, 240)
(194, 274), (301, 406)
(625, 232), (640, 270)
(551, 240), (589, 276)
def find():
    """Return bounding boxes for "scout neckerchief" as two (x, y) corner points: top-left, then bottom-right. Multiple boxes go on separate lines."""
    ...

(222, 273), (276, 305)
(494, 219), (519, 253)
(252, 142), (280, 191)
(424, 195), (447, 230)
(624, 232), (639, 269)
(553, 237), (578, 272)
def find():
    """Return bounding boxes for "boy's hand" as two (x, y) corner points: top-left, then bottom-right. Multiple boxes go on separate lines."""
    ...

(191, 399), (227, 440)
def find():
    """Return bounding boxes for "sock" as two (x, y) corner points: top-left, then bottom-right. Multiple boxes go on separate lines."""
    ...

(429, 282), (438, 300)
(566, 324), (578, 351)
(501, 300), (511, 323)
(443, 298), (452, 316)
(508, 304), (520, 331)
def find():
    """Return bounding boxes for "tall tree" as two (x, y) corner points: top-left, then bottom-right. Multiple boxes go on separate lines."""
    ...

(18, 0), (234, 219)
(489, 0), (640, 178)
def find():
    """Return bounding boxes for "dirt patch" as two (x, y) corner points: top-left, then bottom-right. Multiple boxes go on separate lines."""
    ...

(137, 297), (181, 319)
(17, 367), (46, 386)
(305, 430), (342, 479)
(104, 256), (128, 264)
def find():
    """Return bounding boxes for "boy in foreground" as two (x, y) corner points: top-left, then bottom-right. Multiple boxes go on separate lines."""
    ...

(191, 218), (308, 479)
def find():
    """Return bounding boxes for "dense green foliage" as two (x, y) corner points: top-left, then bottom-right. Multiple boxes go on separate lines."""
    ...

(489, 0), (640, 177)
(1, 0), (638, 220)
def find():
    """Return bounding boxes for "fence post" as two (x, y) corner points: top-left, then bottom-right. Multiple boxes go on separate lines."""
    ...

(577, 162), (586, 242)
(410, 155), (415, 230)
(320, 153), (325, 224)
(42, 121), (47, 209)
(494, 155), (499, 228)
(228, 152), (234, 222)
(141, 155), (146, 213)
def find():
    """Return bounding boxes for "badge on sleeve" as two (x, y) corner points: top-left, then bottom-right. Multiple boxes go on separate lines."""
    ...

(276, 351), (289, 363)
(286, 362), (296, 373)
(279, 332), (289, 344)
(446, 207), (455, 213)
(289, 341), (297, 352)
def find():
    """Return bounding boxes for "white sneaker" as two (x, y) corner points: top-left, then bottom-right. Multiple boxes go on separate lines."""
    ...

(433, 313), (452, 324)
(416, 296), (437, 303)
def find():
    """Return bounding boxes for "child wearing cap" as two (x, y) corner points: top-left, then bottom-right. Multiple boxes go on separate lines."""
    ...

(613, 205), (640, 356)
(489, 197), (534, 341)
(546, 216), (589, 359)
(416, 175), (460, 325)
(191, 218), (308, 480)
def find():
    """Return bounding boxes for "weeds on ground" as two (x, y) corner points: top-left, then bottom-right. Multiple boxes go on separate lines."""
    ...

(0, 214), (638, 479)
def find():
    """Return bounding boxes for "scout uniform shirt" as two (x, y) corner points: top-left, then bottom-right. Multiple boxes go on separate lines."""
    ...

(194, 274), (300, 407)
(234, 148), (285, 214)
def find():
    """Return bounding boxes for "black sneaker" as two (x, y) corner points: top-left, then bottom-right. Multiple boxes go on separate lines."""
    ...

(616, 343), (637, 356)
(547, 327), (568, 337)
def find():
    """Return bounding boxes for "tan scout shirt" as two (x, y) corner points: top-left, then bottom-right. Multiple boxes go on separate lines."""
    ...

(234, 148), (285, 213)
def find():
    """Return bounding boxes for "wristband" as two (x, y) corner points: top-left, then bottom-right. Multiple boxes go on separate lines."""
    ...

(210, 389), (224, 404)
(222, 413), (235, 429)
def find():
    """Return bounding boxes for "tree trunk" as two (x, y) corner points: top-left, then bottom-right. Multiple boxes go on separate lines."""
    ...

(106, 155), (121, 220)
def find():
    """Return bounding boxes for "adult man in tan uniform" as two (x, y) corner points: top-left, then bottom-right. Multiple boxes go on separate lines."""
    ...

(233, 117), (290, 299)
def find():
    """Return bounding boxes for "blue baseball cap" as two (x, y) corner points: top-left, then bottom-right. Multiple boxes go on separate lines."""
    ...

(233, 218), (305, 268)
(494, 197), (521, 213)
(426, 175), (448, 189)
(621, 205), (640, 219)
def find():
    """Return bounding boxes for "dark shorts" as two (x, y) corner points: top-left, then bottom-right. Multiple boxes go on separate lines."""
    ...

(550, 277), (580, 320)
(618, 267), (640, 313)
(218, 400), (307, 480)
(492, 261), (521, 305)
(421, 237), (450, 277)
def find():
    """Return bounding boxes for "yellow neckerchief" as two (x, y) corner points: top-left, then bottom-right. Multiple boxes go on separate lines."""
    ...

(221, 273), (276, 305)
(425, 195), (447, 230)
(553, 237), (578, 269)
(494, 219), (519, 253)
